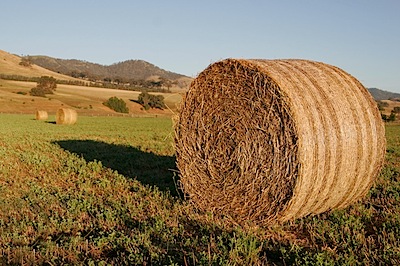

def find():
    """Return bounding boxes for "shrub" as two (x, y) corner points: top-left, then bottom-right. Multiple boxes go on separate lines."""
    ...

(103, 97), (129, 113)
(137, 92), (166, 110)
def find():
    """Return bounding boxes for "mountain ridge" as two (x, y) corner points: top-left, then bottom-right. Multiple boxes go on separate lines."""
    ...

(367, 88), (400, 101)
(28, 55), (189, 83)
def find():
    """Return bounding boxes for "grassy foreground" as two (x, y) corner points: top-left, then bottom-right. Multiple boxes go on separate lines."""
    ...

(0, 114), (399, 265)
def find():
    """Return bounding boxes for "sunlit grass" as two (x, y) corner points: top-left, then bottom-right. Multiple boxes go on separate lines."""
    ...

(0, 114), (399, 265)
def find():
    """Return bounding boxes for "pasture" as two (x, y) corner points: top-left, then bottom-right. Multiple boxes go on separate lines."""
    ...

(0, 114), (399, 265)
(0, 79), (183, 116)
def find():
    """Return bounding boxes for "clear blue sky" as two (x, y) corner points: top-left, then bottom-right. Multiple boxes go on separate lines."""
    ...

(1, 0), (399, 93)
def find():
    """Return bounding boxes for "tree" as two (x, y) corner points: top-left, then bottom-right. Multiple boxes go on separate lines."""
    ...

(137, 92), (166, 110)
(387, 108), (399, 122)
(388, 112), (396, 122)
(103, 97), (129, 113)
(382, 111), (396, 122)
(70, 71), (87, 79)
(160, 77), (173, 92)
(393, 106), (400, 114)
(30, 76), (57, 97)
(138, 92), (150, 110)
(19, 56), (32, 67)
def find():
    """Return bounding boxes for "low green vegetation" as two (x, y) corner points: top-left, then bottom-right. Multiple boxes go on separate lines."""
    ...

(103, 96), (129, 113)
(0, 114), (399, 265)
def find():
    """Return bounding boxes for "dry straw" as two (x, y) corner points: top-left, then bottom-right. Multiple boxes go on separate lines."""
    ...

(56, 108), (77, 125)
(35, 110), (48, 120)
(174, 59), (386, 225)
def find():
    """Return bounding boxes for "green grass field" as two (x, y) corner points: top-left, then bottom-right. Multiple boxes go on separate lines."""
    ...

(0, 114), (399, 265)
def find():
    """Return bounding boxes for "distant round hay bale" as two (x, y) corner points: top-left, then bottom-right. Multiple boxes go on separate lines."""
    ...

(35, 110), (48, 120)
(174, 59), (386, 225)
(56, 108), (77, 125)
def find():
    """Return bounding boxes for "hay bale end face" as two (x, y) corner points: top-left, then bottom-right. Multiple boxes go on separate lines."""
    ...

(35, 110), (48, 120)
(56, 108), (77, 125)
(174, 59), (386, 225)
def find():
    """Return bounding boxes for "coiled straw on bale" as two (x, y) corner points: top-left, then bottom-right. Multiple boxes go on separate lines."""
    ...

(35, 110), (48, 120)
(174, 59), (386, 225)
(56, 108), (77, 125)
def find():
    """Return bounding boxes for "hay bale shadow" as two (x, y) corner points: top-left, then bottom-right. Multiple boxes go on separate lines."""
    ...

(55, 140), (180, 197)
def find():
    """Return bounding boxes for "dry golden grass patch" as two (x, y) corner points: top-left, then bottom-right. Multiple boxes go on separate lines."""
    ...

(0, 80), (182, 116)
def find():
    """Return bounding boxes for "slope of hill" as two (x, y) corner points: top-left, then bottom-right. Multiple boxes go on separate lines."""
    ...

(28, 55), (188, 82)
(0, 49), (182, 116)
(368, 88), (400, 101)
(0, 50), (80, 81)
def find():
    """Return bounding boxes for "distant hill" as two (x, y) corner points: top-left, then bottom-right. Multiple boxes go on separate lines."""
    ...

(368, 88), (400, 101)
(0, 50), (79, 81)
(0, 49), (183, 116)
(28, 55), (190, 85)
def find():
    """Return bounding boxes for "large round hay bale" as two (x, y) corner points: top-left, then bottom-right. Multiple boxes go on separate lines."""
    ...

(35, 110), (48, 120)
(174, 59), (386, 225)
(56, 108), (77, 125)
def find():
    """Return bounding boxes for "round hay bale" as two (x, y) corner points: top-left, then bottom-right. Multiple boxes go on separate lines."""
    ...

(174, 59), (386, 225)
(56, 108), (77, 125)
(35, 110), (48, 120)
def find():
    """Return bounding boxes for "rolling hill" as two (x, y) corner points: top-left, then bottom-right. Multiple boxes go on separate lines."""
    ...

(27, 55), (191, 88)
(18, 53), (400, 100)
(367, 88), (400, 101)
(2, 49), (399, 117)
(0, 50), (80, 81)
(0, 49), (182, 116)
